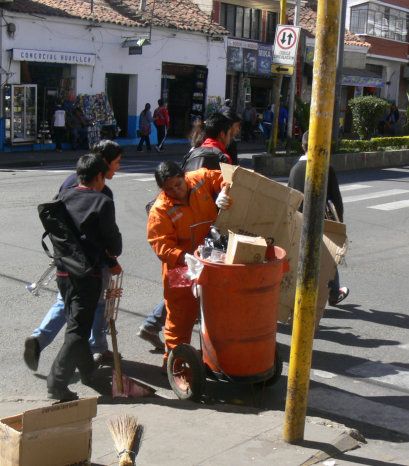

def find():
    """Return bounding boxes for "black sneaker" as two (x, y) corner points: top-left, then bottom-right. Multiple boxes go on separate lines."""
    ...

(137, 326), (165, 351)
(329, 287), (349, 306)
(93, 349), (120, 368)
(47, 387), (78, 402)
(24, 336), (40, 371)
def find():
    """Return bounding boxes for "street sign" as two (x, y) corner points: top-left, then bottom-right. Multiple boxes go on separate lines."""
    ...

(272, 25), (300, 66)
(270, 64), (294, 75)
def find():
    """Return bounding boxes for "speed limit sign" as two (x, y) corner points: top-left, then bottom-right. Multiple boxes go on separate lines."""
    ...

(272, 25), (300, 66)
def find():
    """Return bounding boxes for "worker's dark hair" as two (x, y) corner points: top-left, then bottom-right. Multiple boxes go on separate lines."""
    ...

(220, 108), (241, 123)
(91, 140), (122, 163)
(189, 118), (205, 148)
(302, 130), (309, 151)
(155, 161), (184, 188)
(158, 98), (164, 106)
(204, 113), (233, 139)
(142, 102), (151, 114)
(77, 153), (108, 184)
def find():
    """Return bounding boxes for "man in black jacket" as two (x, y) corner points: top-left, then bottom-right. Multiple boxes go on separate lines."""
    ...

(288, 131), (349, 307)
(47, 154), (122, 401)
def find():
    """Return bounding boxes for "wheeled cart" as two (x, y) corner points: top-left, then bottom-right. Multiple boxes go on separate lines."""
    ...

(167, 246), (289, 401)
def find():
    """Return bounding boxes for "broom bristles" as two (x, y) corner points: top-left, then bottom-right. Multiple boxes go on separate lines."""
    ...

(108, 414), (144, 466)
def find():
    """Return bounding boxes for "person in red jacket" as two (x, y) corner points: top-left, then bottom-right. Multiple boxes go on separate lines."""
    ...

(147, 161), (231, 372)
(153, 99), (170, 152)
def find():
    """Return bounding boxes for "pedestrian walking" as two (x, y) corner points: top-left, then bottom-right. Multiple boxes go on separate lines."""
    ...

(288, 130), (349, 306)
(52, 103), (66, 152)
(262, 105), (274, 144)
(153, 99), (169, 152)
(47, 153), (122, 401)
(242, 102), (257, 141)
(24, 140), (123, 373)
(137, 103), (153, 152)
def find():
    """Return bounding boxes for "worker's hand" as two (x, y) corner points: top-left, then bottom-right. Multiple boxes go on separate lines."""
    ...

(109, 263), (122, 275)
(216, 186), (233, 210)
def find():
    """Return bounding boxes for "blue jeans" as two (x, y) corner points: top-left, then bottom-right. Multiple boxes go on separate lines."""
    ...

(143, 300), (167, 332)
(328, 268), (341, 301)
(32, 269), (110, 354)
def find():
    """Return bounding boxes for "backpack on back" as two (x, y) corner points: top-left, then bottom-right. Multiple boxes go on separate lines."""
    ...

(181, 146), (229, 172)
(38, 199), (94, 278)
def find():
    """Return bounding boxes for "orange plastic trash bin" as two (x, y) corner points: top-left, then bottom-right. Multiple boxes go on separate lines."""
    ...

(195, 246), (288, 383)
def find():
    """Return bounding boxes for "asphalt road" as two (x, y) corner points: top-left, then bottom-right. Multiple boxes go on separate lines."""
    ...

(1, 156), (409, 445)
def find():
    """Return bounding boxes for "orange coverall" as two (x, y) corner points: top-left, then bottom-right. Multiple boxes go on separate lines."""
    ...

(147, 168), (224, 361)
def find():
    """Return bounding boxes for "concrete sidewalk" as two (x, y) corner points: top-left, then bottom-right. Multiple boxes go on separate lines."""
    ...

(0, 139), (266, 168)
(0, 396), (371, 466)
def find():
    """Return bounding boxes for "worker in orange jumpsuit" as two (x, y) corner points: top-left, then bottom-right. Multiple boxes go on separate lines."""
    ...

(147, 161), (232, 370)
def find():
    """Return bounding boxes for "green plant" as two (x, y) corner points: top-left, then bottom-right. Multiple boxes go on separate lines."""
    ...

(348, 95), (389, 140)
(294, 96), (310, 134)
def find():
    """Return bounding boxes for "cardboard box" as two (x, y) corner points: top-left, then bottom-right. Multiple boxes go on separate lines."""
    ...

(225, 231), (267, 264)
(0, 397), (97, 466)
(279, 211), (347, 325)
(216, 164), (347, 325)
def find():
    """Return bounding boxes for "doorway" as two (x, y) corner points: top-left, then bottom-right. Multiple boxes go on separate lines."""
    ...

(106, 73), (129, 137)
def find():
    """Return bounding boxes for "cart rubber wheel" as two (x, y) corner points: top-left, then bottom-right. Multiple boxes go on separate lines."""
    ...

(168, 344), (205, 401)
(263, 343), (283, 387)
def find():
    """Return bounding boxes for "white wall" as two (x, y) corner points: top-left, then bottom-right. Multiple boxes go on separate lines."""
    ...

(1, 12), (227, 117)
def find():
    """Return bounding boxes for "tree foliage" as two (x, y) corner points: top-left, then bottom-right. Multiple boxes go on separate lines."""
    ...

(348, 95), (389, 140)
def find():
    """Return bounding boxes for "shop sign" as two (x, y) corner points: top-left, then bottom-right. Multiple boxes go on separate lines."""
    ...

(12, 48), (96, 66)
(227, 38), (273, 75)
(257, 44), (273, 75)
(272, 25), (300, 66)
(342, 75), (384, 88)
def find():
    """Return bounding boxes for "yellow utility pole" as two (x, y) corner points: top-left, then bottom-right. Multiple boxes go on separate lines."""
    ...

(283, 0), (341, 444)
(268, 0), (286, 155)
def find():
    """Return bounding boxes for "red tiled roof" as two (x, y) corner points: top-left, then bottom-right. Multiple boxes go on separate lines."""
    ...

(3, 0), (228, 36)
(288, 5), (370, 48)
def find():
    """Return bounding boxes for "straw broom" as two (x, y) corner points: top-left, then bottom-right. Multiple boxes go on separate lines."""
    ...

(108, 415), (144, 466)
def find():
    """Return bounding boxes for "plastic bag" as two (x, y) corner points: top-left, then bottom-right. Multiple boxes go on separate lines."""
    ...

(167, 266), (191, 288)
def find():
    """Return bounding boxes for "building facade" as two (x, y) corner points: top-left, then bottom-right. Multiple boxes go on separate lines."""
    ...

(0, 0), (228, 150)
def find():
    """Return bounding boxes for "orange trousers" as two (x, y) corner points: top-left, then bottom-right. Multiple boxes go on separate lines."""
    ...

(163, 283), (198, 363)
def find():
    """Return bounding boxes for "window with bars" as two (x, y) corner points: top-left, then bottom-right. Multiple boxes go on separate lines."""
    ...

(350, 2), (408, 41)
(220, 3), (262, 40)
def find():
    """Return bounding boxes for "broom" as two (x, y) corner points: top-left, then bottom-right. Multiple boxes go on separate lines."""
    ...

(108, 414), (144, 466)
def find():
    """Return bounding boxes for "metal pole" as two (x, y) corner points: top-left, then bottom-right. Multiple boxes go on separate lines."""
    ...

(267, 0), (287, 155)
(283, 0), (341, 444)
(332, 0), (347, 143)
(287, 0), (301, 140)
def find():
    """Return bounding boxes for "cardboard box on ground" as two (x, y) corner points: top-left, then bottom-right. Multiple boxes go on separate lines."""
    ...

(216, 164), (347, 326)
(0, 397), (97, 466)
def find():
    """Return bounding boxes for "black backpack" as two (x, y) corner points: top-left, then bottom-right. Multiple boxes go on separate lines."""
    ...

(181, 146), (229, 172)
(38, 199), (94, 278)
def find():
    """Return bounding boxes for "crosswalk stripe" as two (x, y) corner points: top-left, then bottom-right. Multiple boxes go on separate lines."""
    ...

(133, 177), (155, 182)
(369, 199), (409, 211)
(309, 387), (409, 435)
(382, 167), (409, 173)
(343, 189), (409, 203)
(346, 361), (409, 391)
(340, 184), (371, 192)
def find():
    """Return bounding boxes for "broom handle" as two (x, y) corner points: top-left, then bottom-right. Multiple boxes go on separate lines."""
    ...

(110, 318), (123, 393)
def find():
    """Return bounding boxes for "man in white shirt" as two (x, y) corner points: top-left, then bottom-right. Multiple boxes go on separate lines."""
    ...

(52, 103), (66, 152)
